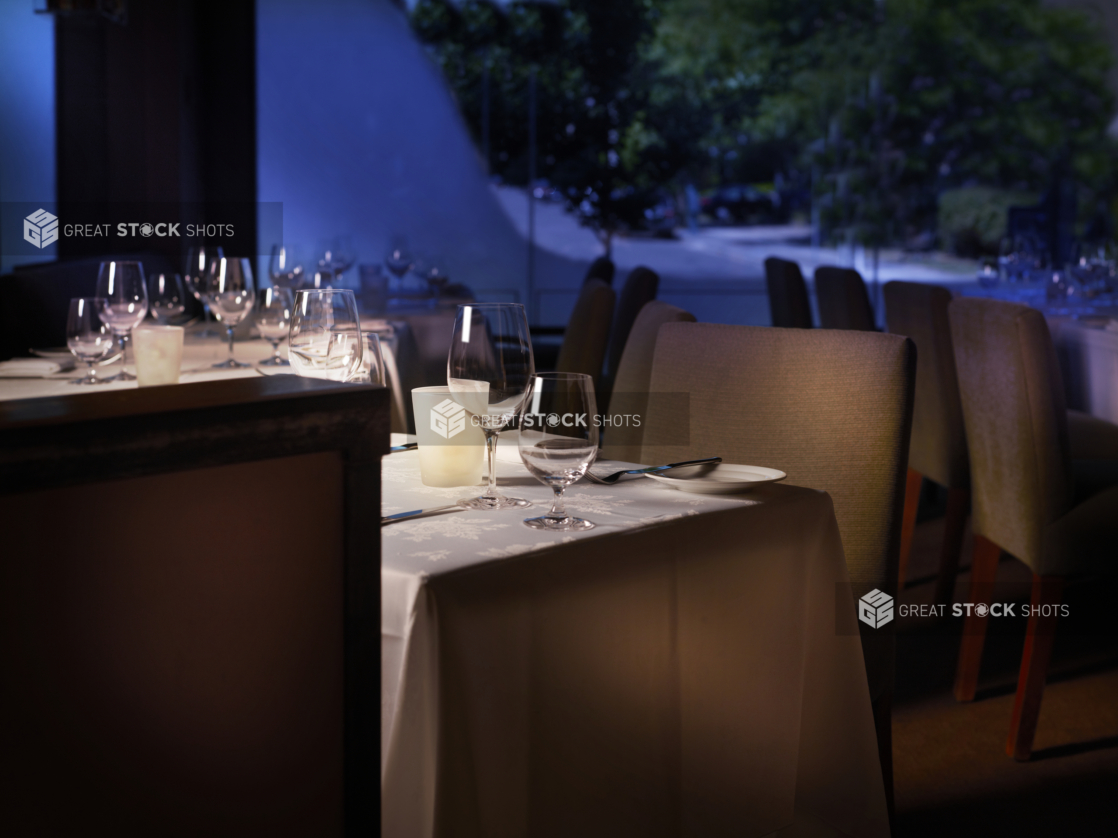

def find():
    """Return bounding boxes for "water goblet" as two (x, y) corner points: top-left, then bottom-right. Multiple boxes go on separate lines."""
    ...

(148, 272), (187, 323)
(184, 245), (224, 337)
(269, 244), (306, 290)
(447, 302), (535, 510)
(519, 372), (600, 530)
(288, 288), (364, 382)
(95, 260), (149, 381)
(256, 285), (294, 366)
(66, 297), (117, 385)
(203, 257), (256, 368)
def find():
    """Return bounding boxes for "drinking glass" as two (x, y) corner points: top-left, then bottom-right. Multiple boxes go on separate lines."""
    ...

(519, 372), (600, 530)
(95, 260), (149, 381)
(447, 302), (535, 510)
(203, 257), (256, 368)
(148, 272), (187, 323)
(288, 288), (364, 382)
(256, 285), (294, 366)
(350, 331), (386, 385)
(184, 245), (224, 337)
(66, 297), (117, 385)
(385, 237), (414, 280)
(269, 244), (306, 289)
(317, 237), (357, 285)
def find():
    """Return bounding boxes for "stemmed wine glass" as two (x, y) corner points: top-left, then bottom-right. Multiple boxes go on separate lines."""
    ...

(148, 273), (187, 323)
(95, 260), (149, 381)
(256, 285), (294, 366)
(269, 244), (306, 290)
(66, 297), (117, 385)
(203, 257), (255, 368)
(288, 288), (364, 381)
(184, 245), (224, 337)
(385, 237), (414, 281)
(519, 372), (600, 530)
(317, 237), (356, 286)
(447, 302), (535, 510)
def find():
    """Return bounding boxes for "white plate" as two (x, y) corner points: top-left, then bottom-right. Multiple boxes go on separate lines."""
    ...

(645, 463), (786, 494)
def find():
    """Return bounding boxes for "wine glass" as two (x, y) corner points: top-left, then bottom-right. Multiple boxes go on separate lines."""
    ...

(66, 297), (117, 385)
(385, 237), (414, 280)
(203, 257), (255, 368)
(519, 372), (600, 530)
(447, 302), (535, 510)
(269, 244), (306, 290)
(256, 285), (294, 366)
(95, 260), (149, 381)
(317, 237), (357, 286)
(147, 273), (187, 323)
(349, 332), (386, 385)
(184, 245), (224, 337)
(288, 289), (364, 381)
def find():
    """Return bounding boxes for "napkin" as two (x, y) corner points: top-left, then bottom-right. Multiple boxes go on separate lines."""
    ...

(0, 358), (74, 377)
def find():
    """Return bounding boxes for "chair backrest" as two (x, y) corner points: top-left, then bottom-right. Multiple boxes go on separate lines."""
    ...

(641, 323), (916, 700)
(583, 256), (616, 287)
(948, 298), (1073, 571)
(555, 279), (616, 392)
(815, 265), (876, 331)
(883, 281), (969, 489)
(603, 266), (660, 395)
(601, 300), (695, 462)
(763, 257), (813, 328)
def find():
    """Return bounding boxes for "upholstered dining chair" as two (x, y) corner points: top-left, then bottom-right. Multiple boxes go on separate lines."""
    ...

(884, 281), (970, 605)
(555, 278), (616, 393)
(815, 266), (877, 331)
(763, 256), (813, 328)
(949, 298), (1118, 760)
(583, 255), (616, 286)
(603, 266), (660, 404)
(600, 300), (695, 462)
(641, 322), (917, 810)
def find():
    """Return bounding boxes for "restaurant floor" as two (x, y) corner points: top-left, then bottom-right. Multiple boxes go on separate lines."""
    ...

(893, 503), (1118, 836)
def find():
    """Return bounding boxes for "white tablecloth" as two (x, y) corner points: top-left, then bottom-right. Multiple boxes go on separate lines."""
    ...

(1050, 316), (1118, 424)
(381, 444), (890, 838)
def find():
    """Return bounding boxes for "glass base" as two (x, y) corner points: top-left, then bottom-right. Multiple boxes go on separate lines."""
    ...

(103, 369), (136, 381)
(523, 515), (595, 531)
(458, 495), (532, 511)
(258, 356), (289, 367)
(69, 375), (111, 386)
(213, 358), (251, 369)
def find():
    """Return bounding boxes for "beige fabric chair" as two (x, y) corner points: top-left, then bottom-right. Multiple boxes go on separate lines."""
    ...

(603, 266), (660, 402)
(764, 257), (813, 328)
(949, 298), (1118, 760)
(884, 281), (969, 605)
(815, 265), (876, 331)
(555, 278), (616, 393)
(600, 300), (695, 462)
(641, 322), (916, 808)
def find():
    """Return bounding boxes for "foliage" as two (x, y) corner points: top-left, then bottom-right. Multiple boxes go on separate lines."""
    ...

(937, 186), (1039, 257)
(414, 0), (1118, 250)
(411, 0), (706, 252)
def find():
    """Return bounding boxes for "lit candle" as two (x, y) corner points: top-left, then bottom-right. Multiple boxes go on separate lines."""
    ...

(132, 325), (184, 386)
(411, 386), (485, 487)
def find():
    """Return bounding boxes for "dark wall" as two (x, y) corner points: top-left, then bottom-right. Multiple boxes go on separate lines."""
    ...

(54, 0), (256, 269)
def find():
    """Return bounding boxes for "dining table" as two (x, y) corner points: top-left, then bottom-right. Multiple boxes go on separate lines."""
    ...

(380, 435), (891, 838)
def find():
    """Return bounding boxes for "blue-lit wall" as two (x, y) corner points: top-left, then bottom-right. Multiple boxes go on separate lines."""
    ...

(0, 5), (56, 274)
(256, 0), (531, 304)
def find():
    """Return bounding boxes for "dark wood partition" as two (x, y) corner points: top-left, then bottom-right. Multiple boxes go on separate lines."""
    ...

(0, 377), (388, 836)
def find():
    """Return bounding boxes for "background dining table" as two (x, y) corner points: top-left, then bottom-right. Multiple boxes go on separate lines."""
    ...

(381, 436), (891, 838)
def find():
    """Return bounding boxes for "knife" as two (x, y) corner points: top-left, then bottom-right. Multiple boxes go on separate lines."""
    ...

(381, 504), (465, 525)
(389, 442), (418, 453)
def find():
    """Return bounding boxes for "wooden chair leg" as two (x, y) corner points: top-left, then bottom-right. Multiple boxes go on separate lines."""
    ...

(897, 469), (922, 591)
(953, 534), (1001, 702)
(1007, 574), (1064, 761)
(933, 487), (969, 608)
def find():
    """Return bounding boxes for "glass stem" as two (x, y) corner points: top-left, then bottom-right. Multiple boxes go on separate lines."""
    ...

(548, 485), (567, 519)
(227, 325), (236, 360)
(483, 429), (502, 499)
(119, 333), (128, 373)
(271, 339), (281, 360)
